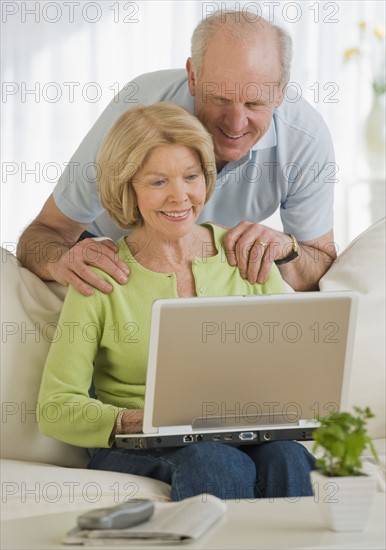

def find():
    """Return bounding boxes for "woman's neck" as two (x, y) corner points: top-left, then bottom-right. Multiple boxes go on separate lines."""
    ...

(126, 225), (216, 272)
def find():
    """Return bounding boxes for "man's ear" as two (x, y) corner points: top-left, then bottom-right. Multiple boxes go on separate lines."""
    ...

(186, 58), (196, 96)
(275, 84), (287, 108)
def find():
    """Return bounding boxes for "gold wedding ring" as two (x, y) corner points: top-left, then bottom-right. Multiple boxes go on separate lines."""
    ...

(257, 240), (268, 247)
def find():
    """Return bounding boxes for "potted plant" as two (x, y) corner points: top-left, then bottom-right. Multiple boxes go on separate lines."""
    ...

(311, 406), (379, 532)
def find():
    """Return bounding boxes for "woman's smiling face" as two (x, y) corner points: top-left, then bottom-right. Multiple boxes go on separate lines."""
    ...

(131, 144), (207, 239)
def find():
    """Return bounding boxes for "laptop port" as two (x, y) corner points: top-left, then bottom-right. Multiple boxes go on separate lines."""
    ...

(212, 435), (221, 442)
(239, 432), (257, 441)
(196, 434), (203, 442)
(183, 435), (194, 443)
(263, 432), (271, 441)
(224, 435), (233, 441)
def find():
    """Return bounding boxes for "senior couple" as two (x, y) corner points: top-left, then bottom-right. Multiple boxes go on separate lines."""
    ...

(36, 11), (336, 500)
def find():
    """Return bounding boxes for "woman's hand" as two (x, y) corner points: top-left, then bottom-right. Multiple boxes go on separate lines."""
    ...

(115, 409), (144, 435)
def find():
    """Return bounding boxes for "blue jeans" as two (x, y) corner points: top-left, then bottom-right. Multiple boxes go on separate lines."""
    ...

(88, 441), (316, 501)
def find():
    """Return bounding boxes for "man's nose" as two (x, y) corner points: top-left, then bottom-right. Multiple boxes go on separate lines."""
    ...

(222, 104), (247, 133)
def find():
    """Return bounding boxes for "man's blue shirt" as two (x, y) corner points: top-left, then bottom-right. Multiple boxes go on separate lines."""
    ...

(53, 69), (335, 242)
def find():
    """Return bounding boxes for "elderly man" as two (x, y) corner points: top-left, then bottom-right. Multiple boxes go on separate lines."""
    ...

(17, 10), (336, 294)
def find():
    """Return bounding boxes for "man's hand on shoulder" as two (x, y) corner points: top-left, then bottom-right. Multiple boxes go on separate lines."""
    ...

(223, 221), (337, 291)
(17, 194), (131, 296)
(223, 221), (293, 284)
(51, 237), (130, 296)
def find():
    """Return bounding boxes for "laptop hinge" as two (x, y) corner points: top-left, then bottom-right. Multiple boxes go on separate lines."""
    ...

(156, 425), (192, 435)
(191, 414), (300, 430)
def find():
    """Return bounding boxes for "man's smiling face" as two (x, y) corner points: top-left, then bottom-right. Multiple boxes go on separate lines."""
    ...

(187, 29), (286, 170)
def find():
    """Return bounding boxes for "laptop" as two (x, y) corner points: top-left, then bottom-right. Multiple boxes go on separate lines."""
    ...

(116, 291), (358, 450)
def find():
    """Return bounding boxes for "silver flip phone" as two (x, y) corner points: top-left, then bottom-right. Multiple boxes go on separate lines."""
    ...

(77, 499), (154, 530)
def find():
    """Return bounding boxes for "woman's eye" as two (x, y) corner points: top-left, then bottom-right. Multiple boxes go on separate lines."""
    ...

(150, 179), (165, 187)
(185, 174), (199, 181)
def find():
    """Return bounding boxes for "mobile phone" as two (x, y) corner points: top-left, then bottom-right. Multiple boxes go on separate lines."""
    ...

(77, 499), (154, 530)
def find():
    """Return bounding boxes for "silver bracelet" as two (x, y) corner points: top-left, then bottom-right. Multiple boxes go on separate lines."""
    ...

(115, 409), (126, 435)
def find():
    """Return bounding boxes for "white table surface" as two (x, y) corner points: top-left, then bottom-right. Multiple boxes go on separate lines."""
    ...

(1, 494), (385, 549)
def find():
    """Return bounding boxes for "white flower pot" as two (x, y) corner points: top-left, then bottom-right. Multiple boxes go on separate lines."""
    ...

(311, 470), (377, 532)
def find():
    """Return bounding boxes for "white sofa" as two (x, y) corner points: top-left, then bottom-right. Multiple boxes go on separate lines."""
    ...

(1, 219), (385, 521)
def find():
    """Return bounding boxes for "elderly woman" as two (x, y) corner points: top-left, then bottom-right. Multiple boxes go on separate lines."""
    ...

(38, 103), (315, 501)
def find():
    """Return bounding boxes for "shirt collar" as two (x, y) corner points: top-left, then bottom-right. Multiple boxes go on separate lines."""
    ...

(251, 117), (277, 151)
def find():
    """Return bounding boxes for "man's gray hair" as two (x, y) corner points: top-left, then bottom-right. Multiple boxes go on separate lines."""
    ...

(191, 10), (293, 86)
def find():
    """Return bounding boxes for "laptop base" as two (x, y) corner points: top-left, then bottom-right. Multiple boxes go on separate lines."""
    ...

(116, 426), (317, 450)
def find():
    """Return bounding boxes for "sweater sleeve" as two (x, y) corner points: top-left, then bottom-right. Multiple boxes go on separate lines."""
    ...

(259, 262), (288, 294)
(37, 286), (121, 448)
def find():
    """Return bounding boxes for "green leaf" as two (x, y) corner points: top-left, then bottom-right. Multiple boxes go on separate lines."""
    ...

(346, 432), (366, 459)
(311, 406), (379, 476)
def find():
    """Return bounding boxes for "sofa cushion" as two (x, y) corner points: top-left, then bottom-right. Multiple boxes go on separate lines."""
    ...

(0, 248), (87, 467)
(319, 218), (385, 439)
(0, 459), (171, 520)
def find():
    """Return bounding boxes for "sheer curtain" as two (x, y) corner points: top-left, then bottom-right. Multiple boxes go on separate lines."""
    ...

(2, 0), (385, 251)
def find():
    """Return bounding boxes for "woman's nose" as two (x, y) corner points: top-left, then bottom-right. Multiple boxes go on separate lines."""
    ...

(168, 180), (188, 203)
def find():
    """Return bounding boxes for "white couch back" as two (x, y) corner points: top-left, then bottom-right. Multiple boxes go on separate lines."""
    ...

(0, 248), (88, 467)
(319, 218), (385, 439)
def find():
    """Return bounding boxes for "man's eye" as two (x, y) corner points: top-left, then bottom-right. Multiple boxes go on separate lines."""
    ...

(211, 97), (228, 105)
(247, 102), (264, 109)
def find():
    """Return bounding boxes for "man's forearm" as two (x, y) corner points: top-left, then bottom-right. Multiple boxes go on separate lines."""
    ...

(16, 223), (74, 281)
(278, 244), (336, 291)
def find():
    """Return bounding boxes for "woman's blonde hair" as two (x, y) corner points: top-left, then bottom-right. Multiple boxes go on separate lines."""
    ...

(97, 102), (217, 230)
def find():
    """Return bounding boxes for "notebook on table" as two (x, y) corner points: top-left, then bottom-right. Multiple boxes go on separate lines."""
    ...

(115, 291), (358, 450)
